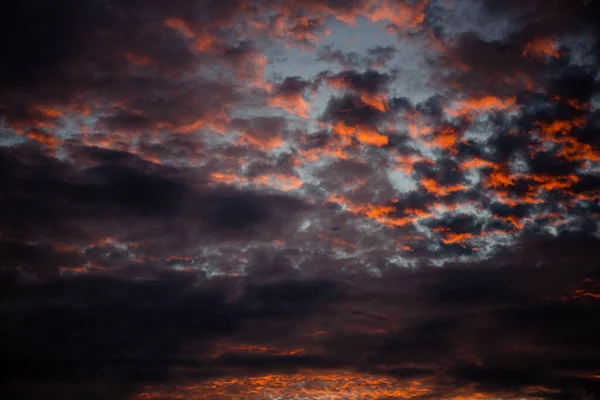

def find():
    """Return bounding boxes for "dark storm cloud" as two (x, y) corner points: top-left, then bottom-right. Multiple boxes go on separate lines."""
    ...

(2, 233), (599, 398)
(0, 272), (341, 398)
(0, 240), (85, 281)
(0, 144), (308, 278)
(0, 0), (87, 90)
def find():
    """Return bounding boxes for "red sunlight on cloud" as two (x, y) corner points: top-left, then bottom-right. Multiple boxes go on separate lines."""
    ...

(131, 370), (517, 400)
(164, 17), (216, 52)
(421, 178), (467, 196)
(210, 172), (303, 191)
(460, 157), (492, 171)
(123, 52), (153, 67)
(325, 76), (389, 112)
(360, 92), (390, 112)
(33, 105), (65, 119)
(327, 195), (417, 228)
(434, 228), (475, 246)
(522, 37), (562, 59)
(366, 0), (429, 31)
(164, 17), (195, 38)
(238, 132), (284, 152)
(234, 51), (271, 91)
(529, 174), (579, 193)
(209, 340), (308, 358)
(445, 96), (517, 117)
(133, 371), (433, 400)
(395, 154), (434, 174)
(534, 117), (600, 163)
(333, 121), (389, 146)
(25, 131), (60, 148)
(299, 145), (349, 163)
(426, 125), (460, 153)
(268, 93), (311, 119)
(486, 167), (516, 188)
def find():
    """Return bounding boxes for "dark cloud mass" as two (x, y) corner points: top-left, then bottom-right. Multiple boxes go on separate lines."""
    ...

(1, 0), (599, 399)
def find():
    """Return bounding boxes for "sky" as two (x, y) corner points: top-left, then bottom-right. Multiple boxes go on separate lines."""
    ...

(1, 0), (600, 399)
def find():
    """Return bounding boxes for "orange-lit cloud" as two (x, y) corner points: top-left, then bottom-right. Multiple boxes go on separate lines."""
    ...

(460, 157), (492, 171)
(34, 106), (65, 119)
(252, 173), (304, 191)
(573, 290), (600, 300)
(552, 95), (590, 111)
(366, 0), (429, 31)
(535, 117), (600, 163)
(123, 52), (153, 67)
(529, 174), (579, 193)
(210, 172), (303, 191)
(285, 15), (326, 45)
(324, 73), (390, 112)
(167, 112), (231, 134)
(421, 179), (467, 196)
(486, 167), (516, 188)
(537, 117), (587, 137)
(25, 130), (60, 148)
(268, 93), (310, 119)
(133, 371), (432, 400)
(327, 195), (416, 228)
(238, 133), (284, 152)
(407, 122), (434, 138)
(164, 17), (195, 38)
(360, 92), (389, 112)
(522, 37), (562, 59)
(434, 228), (475, 246)
(53, 243), (78, 253)
(395, 154), (433, 174)
(164, 17), (216, 52)
(233, 50), (271, 91)
(210, 339), (307, 358)
(426, 125), (459, 153)
(333, 121), (388, 147)
(445, 96), (517, 117)
(299, 145), (349, 163)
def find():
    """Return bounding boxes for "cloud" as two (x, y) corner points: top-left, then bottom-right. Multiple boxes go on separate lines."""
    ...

(2, 0), (600, 398)
(2, 233), (599, 398)
(0, 145), (309, 278)
(268, 77), (313, 118)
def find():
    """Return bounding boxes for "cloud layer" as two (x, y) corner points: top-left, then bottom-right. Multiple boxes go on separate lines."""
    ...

(1, 0), (599, 398)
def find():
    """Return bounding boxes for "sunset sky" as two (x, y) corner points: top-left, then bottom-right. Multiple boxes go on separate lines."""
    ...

(1, 0), (600, 399)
